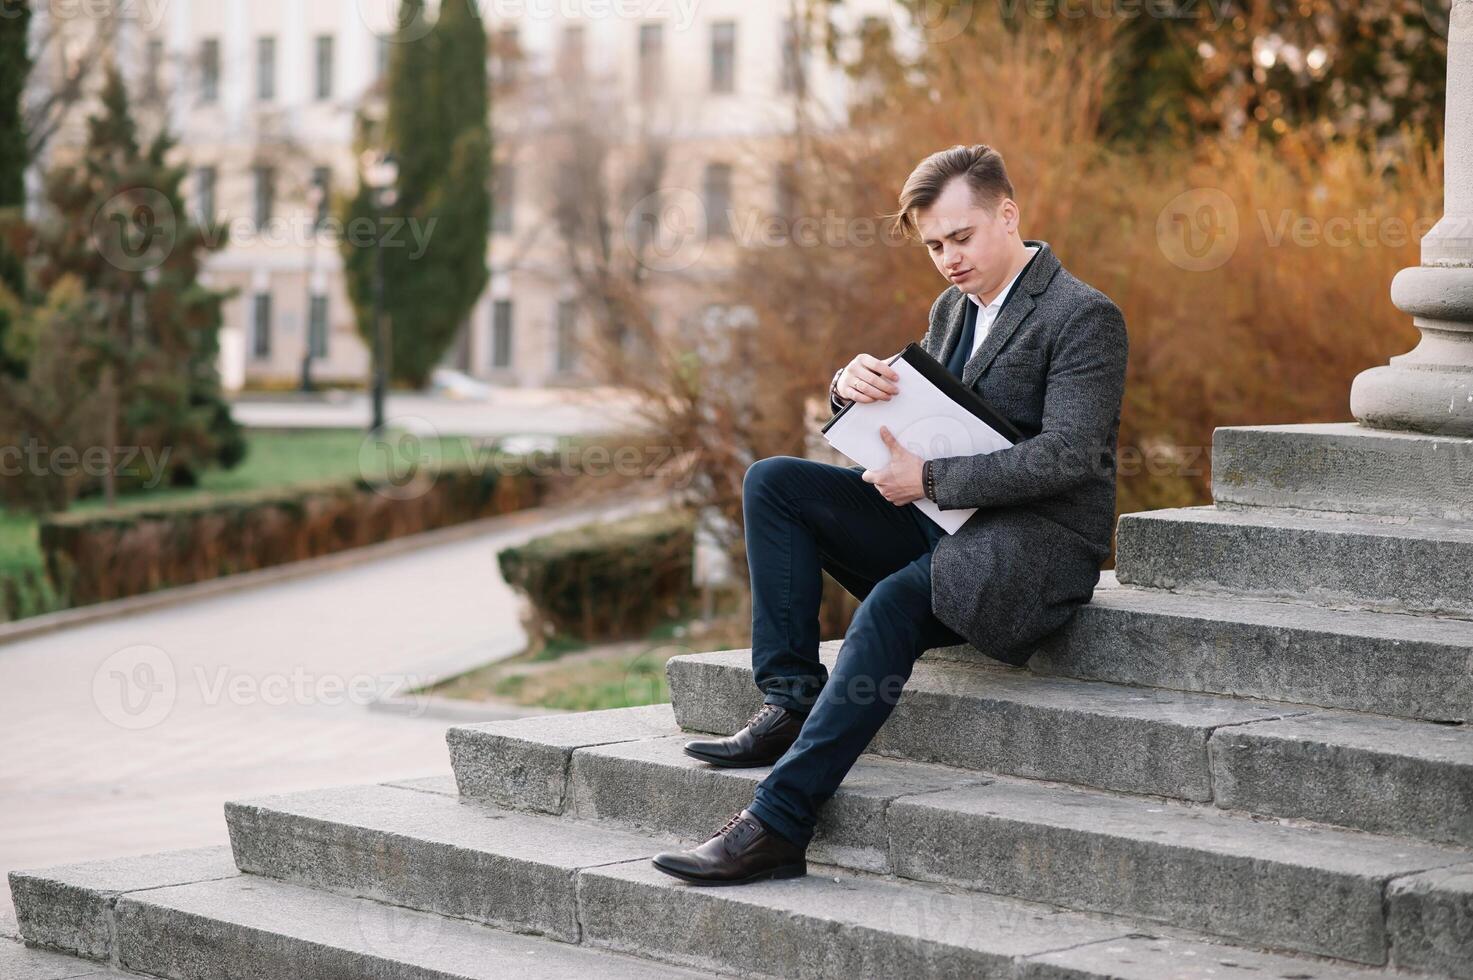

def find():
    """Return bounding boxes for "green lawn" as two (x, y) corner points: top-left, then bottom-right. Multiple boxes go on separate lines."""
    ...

(70, 427), (484, 511)
(0, 428), (496, 609)
(421, 615), (750, 713)
(0, 508), (40, 576)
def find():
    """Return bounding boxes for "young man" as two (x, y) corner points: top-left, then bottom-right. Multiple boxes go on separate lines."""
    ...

(652, 143), (1129, 886)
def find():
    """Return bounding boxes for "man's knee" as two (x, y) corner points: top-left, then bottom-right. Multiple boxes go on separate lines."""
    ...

(743, 455), (806, 501)
(850, 566), (932, 630)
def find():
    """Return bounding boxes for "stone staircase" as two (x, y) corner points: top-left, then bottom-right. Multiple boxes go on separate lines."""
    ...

(7, 422), (1473, 979)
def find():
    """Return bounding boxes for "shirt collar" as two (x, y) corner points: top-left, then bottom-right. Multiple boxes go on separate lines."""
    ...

(968, 245), (1040, 309)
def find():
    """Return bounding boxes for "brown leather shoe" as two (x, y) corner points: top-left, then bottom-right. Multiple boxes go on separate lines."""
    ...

(651, 808), (807, 885)
(683, 703), (807, 768)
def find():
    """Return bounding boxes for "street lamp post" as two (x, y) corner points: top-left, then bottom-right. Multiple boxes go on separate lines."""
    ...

(361, 150), (398, 434)
(300, 181), (325, 394)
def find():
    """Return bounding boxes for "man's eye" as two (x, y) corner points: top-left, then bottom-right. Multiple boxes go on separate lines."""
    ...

(957, 236), (970, 243)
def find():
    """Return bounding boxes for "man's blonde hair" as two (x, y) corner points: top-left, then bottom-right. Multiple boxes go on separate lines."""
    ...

(889, 144), (1015, 240)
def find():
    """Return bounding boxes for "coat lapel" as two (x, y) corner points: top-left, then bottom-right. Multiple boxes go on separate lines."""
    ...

(958, 240), (1058, 388)
(934, 290), (971, 366)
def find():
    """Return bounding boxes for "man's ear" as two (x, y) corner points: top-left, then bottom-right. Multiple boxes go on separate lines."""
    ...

(1000, 198), (1019, 231)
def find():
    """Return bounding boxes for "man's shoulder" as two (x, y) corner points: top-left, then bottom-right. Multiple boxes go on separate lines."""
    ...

(1042, 264), (1121, 320)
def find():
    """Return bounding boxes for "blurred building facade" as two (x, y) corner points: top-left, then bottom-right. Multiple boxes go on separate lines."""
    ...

(27, 0), (895, 392)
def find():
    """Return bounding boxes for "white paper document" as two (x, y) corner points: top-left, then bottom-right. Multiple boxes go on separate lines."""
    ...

(821, 347), (1017, 534)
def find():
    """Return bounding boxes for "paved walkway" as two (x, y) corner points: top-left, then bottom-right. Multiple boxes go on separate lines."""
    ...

(0, 491), (670, 938)
(230, 387), (649, 438)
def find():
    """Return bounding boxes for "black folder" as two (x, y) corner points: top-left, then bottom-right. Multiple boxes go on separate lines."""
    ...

(821, 343), (1024, 445)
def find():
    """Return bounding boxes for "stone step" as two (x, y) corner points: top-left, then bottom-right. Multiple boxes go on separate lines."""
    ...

(1209, 711), (1473, 848)
(1, 935), (118, 979)
(1021, 572), (1473, 723)
(679, 650), (1331, 802)
(6, 845), (239, 963)
(442, 706), (1472, 965)
(40, 863), (716, 979)
(1114, 504), (1473, 618)
(1210, 422), (1473, 522)
(653, 649), (1311, 804)
(220, 778), (1415, 977)
(648, 651), (1473, 846)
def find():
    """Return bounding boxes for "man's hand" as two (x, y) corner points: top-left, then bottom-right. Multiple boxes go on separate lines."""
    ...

(862, 426), (925, 505)
(837, 353), (899, 403)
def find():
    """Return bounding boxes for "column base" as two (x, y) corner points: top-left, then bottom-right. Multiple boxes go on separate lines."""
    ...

(1350, 363), (1473, 437)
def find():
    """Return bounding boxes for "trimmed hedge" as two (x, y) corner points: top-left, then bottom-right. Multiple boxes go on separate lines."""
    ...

(498, 509), (696, 644)
(40, 465), (552, 607)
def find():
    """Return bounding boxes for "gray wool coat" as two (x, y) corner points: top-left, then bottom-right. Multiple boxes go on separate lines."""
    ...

(842, 239), (1129, 667)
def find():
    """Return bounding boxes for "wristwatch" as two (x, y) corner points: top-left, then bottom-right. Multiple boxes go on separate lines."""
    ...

(828, 368), (849, 413)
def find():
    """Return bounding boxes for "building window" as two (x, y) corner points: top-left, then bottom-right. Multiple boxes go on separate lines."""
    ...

(199, 38), (219, 103)
(774, 161), (797, 218)
(253, 166), (274, 226)
(559, 25), (585, 81)
(315, 35), (334, 100)
(703, 162), (732, 239)
(491, 162), (514, 235)
(491, 299), (513, 369)
(195, 166), (216, 223)
(710, 21), (735, 94)
(308, 294), (328, 359)
(144, 38), (163, 99)
(555, 300), (577, 373)
(494, 26), (519, 90)
(780, 18), (806, 95)
(257, 36), (276, 101)
(629, 186), (660, 253)
(310, 166), (331, 229)
(252, 293), (272, 359)
(637, 23), (663, 99)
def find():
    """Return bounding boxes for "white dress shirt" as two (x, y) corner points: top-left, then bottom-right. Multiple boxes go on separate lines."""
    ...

(964, 245), (1039, 359)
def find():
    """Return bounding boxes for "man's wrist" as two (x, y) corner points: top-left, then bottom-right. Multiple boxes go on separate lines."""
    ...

(923, 459), (937, 504)
(829, 368), (849, 411)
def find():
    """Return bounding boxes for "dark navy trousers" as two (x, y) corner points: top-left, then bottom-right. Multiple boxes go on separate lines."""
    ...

(740, 455), (964, 850)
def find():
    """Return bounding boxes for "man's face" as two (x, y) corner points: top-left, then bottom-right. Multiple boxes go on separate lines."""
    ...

(913, 176), (1018, 297)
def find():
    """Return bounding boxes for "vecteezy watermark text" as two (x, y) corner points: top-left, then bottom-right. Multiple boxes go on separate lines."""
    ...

(1, 439), (173, 487)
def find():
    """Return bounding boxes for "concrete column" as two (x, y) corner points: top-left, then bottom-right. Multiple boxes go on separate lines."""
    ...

(1350, 0), (1473, 436)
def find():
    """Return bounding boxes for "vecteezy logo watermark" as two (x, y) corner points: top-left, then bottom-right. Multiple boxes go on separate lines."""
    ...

(356, 0), (436, 42)
(1257, 209), (1445, 250)
(622, 186), (707, 273)
(12, 0), (170, 31)
(354, 888), (447, 954)
(194, 211), (437, 259)
(92, 649), (435, 728)
(191, 666), (429, 712)
(1156, 187), (1239, 272)
(91, 188), (177, 272)
(93, 644), (177, 730)
(0, 439), (173, 488)
(358, 0), (703, 40)
(620, 644), (688, 706)
(1423, 0), (1452, 39)
(359, 416), (445, 501)
(889, 0), (975, 45)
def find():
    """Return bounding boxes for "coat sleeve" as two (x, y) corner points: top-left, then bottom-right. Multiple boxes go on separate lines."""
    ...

(925, 296), (1128, 511)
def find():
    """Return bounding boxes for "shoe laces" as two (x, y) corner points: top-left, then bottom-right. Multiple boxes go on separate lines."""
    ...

(713, 810), (749, 838)
(744, 703), (781, 730)
(711, 809), (760, 849)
